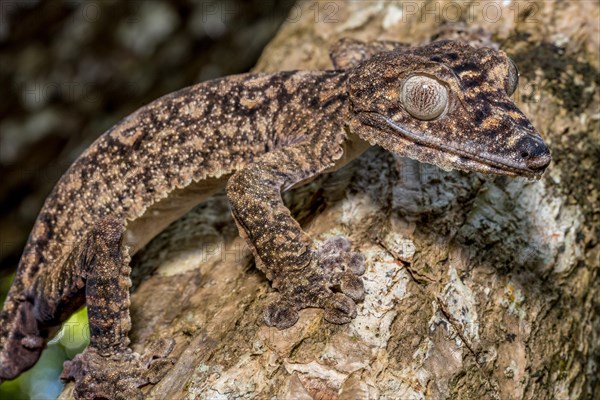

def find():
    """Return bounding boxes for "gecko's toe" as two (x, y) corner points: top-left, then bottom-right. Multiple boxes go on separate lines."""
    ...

(348, 252), (366, 275)
(324, 293), (357, 324)
(317, 237), (365, 322)
(145, 358), (175, 384)
(318, 237), (365, 272)
(141, 338), (176, 383)
(264, 299), (299, 329)
(317, 236), (366, 294)
(320, 236), (352, 254)
(340, 273), (365, 300)
(141, 338), (175, 363)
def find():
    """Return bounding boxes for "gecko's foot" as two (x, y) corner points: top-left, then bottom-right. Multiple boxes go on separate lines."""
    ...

(265, 236), (366, 329)
(61, 338), (175, 400)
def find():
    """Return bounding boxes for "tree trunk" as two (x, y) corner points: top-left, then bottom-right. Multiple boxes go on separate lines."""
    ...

(61, 1), (599, 399)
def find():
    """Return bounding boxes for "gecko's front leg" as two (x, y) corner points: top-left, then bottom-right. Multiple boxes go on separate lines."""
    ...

(60, 219), (174, 400)
(226, 137), (366, 329)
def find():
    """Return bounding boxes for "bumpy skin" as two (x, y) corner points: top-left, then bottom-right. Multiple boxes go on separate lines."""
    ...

(0, 38), (550, 398)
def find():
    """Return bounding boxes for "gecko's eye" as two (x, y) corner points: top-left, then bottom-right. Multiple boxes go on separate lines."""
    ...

(401, 75), (448, 121)
(506, 59), (519, 96)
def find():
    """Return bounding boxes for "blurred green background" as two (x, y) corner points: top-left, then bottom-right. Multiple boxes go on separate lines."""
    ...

(0, 0), (293, 398)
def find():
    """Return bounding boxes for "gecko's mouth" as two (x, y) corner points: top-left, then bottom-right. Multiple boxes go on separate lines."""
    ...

(371, 113), (548, 179)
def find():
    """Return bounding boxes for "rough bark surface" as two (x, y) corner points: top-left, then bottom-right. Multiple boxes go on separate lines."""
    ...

(60, 1), (599, 399)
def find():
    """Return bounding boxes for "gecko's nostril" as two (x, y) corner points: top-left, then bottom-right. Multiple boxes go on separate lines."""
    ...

(517, 135), (551, 171)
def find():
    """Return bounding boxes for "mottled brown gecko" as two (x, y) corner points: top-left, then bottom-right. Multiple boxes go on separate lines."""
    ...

(0, 38), (550, 399)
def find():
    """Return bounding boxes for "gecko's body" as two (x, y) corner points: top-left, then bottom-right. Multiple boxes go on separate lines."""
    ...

(0, 38), (550, 399)
(15, 69), (350, 290)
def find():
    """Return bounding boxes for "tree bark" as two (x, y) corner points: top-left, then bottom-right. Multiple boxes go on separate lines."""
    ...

(61, 1), (599, 399)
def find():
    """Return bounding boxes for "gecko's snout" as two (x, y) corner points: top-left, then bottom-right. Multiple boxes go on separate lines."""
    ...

(524, 150), (551, 171)
(517, 135), (551, 172)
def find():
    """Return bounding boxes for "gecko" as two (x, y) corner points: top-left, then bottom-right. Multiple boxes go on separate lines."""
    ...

(0, 37), (550, 399)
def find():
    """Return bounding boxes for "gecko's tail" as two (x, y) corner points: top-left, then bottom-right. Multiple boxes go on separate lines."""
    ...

(0, 294), (46, 381)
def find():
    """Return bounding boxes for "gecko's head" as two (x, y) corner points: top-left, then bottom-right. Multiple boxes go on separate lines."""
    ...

(347, 40), (550, 178)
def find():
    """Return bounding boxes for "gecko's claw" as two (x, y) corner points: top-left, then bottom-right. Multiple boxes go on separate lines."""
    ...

(264, 236), (366, 329)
